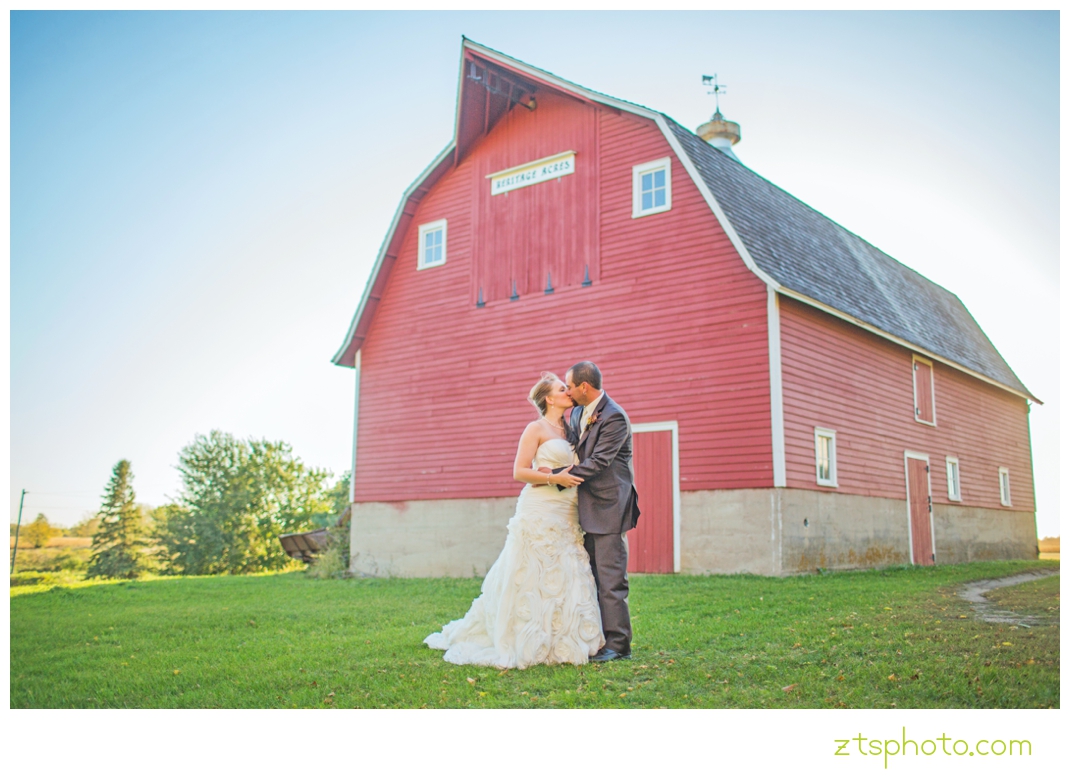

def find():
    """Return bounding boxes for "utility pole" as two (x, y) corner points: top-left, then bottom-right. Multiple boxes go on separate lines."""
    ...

(10, 489), (26, 574)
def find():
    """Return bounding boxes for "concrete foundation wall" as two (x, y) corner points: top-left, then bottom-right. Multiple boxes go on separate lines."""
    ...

(679, 488), (912, 575)
(349, 498), (516, 577)
(679, 489), (780, 575)
(348, 490), (1037, 578)
(933, 503), (1038, 563)
(681, 489), (1037, 574)
(776, 490), (912, 573)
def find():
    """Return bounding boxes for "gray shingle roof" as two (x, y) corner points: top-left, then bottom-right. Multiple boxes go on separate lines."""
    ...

(666, 118), (1034, 400)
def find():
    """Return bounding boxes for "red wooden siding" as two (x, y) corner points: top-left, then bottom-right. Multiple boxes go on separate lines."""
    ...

(629, 429), (674, 573)
(906, 456), (934, 564)
(352, 94), (772, 503)
(471, 91), (599, 303)
(914, 358), (935, 424)
(780, 296), (1035, 512)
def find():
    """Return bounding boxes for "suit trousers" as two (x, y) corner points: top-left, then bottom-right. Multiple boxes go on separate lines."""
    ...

(583, 531), (632, 655)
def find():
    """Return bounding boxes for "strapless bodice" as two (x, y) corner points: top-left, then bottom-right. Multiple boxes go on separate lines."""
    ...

(533, 437), (576, 470)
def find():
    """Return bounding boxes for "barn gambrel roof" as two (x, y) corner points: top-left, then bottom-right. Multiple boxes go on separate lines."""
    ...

(333, 39), (1037, 403)
(665, 118), (1036, 401)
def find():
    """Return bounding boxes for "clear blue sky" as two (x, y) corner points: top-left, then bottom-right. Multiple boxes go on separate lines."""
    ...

(8, 11), (1060, 537)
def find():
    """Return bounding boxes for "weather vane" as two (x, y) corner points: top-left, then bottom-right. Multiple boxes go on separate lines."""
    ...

(702, 74), (727, 114)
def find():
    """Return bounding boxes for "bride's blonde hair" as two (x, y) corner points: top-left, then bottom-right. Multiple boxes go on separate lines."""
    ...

(528, 372), (561, 417)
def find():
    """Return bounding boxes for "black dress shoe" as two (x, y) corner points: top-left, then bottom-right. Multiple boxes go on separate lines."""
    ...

(590, 648), (631, 663)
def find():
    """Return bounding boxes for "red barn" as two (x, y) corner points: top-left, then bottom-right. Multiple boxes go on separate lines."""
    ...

(332, 40), (1040, 577)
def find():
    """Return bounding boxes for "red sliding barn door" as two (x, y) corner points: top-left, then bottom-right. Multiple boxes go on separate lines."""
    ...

(906, 455), (934, 565)
(628, 429), (674, 573)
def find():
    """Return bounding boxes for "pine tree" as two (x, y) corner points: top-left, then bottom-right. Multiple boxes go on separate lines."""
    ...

(88, 460), (152, 579)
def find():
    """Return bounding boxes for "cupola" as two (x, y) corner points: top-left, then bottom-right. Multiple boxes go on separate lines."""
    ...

(696, 74), (741, 160)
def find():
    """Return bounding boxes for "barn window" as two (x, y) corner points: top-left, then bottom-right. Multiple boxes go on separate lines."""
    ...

(814, 427), (838, 487)
(632, 158), (672, 217)
(945, 456), (961, 501)
(998, 467), (1011, 506)
(913, 355), (936, 425)
(417, 219), (447, 270)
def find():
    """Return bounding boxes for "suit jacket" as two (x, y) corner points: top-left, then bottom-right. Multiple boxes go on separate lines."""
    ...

(564, 393), (640, 535)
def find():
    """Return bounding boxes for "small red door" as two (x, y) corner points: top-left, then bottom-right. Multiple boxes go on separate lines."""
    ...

(914, 358), (935, 423)
(906, 456), (934, 565)
(628, 429), (674, 573)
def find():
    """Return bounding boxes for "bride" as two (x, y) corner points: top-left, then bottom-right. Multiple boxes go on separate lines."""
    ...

(424, 373), (605, 668)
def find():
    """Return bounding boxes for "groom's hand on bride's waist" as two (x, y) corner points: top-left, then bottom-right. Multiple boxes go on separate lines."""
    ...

(531, 467), (583, 490)
(551, 466), (583, 491)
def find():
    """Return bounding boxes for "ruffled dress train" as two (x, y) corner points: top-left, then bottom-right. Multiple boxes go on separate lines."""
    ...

(424, 439), (604, 668)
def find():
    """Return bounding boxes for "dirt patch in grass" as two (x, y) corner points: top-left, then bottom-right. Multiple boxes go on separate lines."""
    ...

(986, 574), (1059, 623)
(958, 570), (1059, 626)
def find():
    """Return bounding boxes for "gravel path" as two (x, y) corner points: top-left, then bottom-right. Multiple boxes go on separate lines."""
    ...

(957, 569), (1059, 626)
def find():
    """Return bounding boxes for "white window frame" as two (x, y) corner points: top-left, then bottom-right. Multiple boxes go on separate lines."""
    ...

(632, 157), (672, 218)
(814, 427), (838, 488)
(630, 421), (681, 573)
(417, 219), (447, 270)
(998, 467), (1011, 506)
(912, 355), (937, 426)
(945, 456), (961, 501)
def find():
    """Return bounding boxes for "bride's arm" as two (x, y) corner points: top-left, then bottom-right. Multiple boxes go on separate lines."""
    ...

(513, 423), (583, 487)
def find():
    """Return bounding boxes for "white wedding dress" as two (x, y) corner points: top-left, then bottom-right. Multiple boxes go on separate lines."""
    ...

(424, 438), (604, 668)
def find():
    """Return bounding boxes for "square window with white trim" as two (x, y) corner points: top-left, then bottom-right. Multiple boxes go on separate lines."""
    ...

(814, 427), (838, 487)
(998, 467), (1011, 506)
(417, 219), (447, 270)
(632, 158), (672, 217)
(946, 456), (961, 501)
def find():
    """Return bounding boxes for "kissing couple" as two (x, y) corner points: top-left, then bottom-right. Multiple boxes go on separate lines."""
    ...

(425, 361), (640, 668)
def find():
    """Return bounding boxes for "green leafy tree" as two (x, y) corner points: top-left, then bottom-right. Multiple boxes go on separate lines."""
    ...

(329, 472), (351, 514)
(150, 503), (191, 573)
(310, 472), (351, 528)
(157, 431), (336, 575)
(69, 513), (101, 538)
(22, 513), (59, 548)
(88, 460), (153, 579)
(308, 473), (352, 579)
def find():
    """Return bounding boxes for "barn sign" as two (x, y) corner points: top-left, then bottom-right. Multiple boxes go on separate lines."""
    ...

(488, 150), (575, 195)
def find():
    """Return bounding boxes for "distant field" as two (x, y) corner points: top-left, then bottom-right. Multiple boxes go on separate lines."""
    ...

(10, 559), (1059, 709)
(10, 539), (92, 580)
(10, 536), (91, 548)
(1038, 537), (1059, 561)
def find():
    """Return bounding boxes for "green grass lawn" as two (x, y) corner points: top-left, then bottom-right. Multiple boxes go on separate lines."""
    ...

(9, 560), (1058, 709)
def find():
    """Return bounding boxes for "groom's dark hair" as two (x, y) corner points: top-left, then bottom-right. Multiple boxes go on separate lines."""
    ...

(569, 361), (602, 390)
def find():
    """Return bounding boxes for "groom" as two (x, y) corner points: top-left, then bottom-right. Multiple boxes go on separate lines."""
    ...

(558, 361), (640, 662)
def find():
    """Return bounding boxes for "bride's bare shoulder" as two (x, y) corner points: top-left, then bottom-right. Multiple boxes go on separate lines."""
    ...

(522, 419), (546, 438)
(523, 419), (556, 444)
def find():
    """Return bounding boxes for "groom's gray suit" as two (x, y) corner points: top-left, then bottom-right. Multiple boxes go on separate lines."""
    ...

(560, 393), (640, 656)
